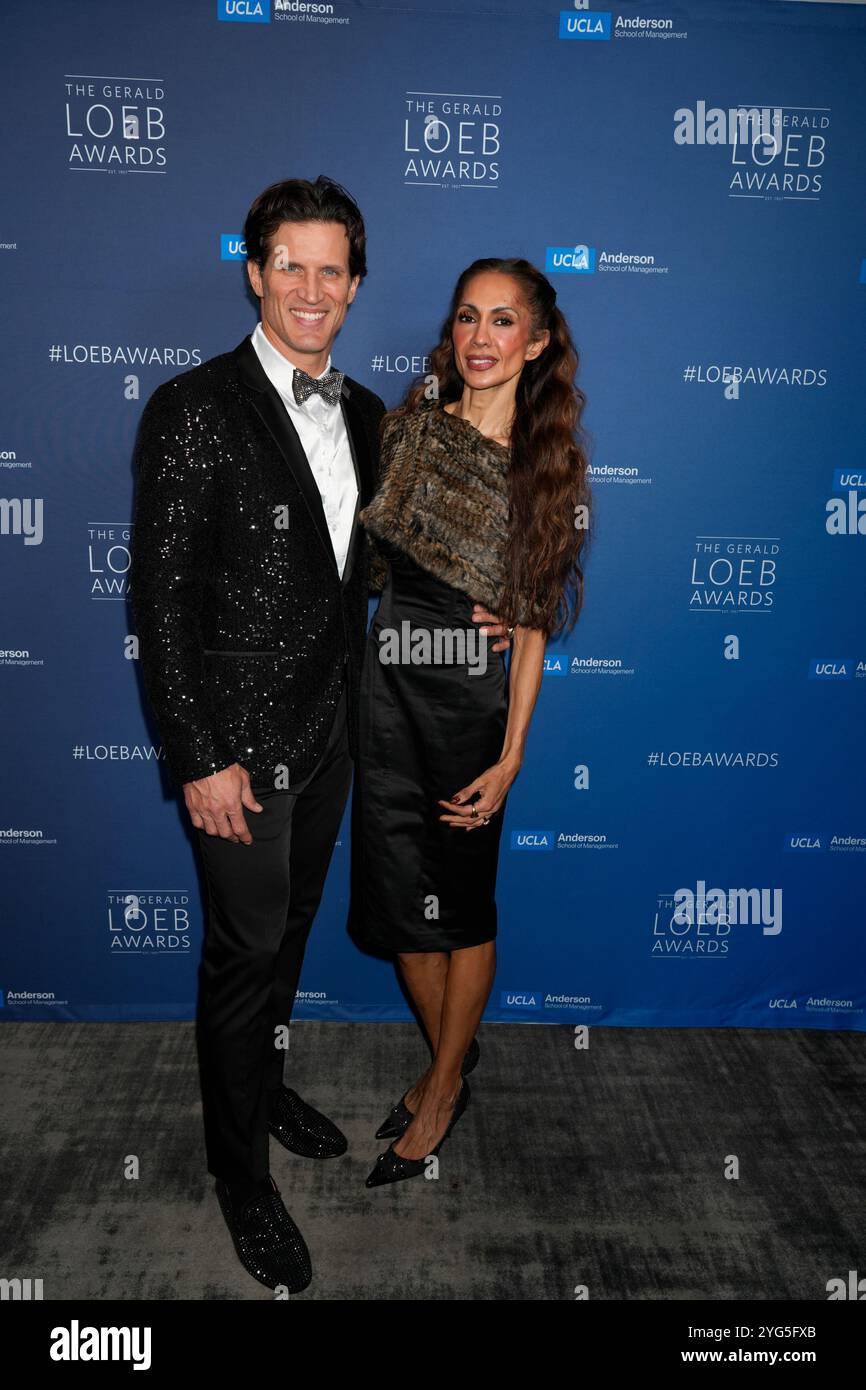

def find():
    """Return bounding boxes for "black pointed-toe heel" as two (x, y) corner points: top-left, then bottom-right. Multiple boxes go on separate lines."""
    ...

(461, 1035), (480, 1077)
(374, 1037), (479, 1139)
(365, 1080), (470, 1189)
(375, 1092), (414, 1140)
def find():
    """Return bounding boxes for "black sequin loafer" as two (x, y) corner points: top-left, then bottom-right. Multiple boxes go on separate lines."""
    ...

(215, 1175), (312, 1292)
(268, 1086), (348, 1158)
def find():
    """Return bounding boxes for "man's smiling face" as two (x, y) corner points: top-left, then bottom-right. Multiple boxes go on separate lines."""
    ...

(247, 219), (360, 375)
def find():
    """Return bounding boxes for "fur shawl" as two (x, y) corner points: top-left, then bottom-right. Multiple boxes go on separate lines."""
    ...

(360, 398), (542, 626)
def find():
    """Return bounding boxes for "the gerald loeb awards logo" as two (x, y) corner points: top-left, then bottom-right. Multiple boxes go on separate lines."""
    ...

(108, 892), (191, 952)
(65, 76), (166, 171)
(403, 90), (501, 188)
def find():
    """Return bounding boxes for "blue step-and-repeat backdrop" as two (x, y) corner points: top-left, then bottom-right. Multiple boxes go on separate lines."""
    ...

(1, 0), (864, 1030)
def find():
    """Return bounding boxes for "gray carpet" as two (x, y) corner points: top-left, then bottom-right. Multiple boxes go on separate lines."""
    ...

(0, 1021), (863, 1300)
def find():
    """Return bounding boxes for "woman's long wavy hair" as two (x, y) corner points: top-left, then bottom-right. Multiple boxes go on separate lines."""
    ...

(405, 258), (591, 636)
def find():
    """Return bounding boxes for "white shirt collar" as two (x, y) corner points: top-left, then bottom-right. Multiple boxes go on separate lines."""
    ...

(252, 321), (332, 396)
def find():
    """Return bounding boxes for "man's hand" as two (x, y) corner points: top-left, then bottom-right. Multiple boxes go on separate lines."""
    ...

(471, 604), (512, 654)
(183, 763), (263, 844)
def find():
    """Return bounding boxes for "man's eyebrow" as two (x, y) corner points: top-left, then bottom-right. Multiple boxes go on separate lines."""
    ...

(273, 257), (347, 274)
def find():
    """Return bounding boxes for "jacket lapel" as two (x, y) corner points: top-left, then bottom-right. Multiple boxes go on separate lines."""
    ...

(339, 381), (375, 588)
(231, 335), (337, 574)
(232, 335), (376, 591)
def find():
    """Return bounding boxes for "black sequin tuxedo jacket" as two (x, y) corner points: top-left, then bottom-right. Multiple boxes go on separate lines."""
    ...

(129, 335), (385, 790)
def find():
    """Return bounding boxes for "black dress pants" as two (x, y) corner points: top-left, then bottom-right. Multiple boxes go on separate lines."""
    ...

(194, 678), (352, 1183)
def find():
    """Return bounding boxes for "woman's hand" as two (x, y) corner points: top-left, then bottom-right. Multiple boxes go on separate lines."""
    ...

(437, 758), (520, 831)
(471, 603), (512, 654)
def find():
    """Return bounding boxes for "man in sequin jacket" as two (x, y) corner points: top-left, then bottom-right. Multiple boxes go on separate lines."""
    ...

(129, 177), (385, 1293)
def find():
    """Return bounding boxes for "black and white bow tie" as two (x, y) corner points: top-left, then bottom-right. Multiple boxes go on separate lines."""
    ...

(292, 366), (344, 407)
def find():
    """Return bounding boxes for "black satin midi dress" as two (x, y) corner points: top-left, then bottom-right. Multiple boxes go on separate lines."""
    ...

(349, 536), (508, 955)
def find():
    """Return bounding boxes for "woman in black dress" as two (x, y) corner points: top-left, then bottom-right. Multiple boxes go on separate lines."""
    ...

(351, 258), (591, 1186)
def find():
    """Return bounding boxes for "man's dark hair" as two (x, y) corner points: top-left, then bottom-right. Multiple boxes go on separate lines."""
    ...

(244, 175), (367, 279)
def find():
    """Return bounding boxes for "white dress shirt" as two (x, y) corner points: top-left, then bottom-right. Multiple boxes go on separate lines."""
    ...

(250, 321), (358, 579)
